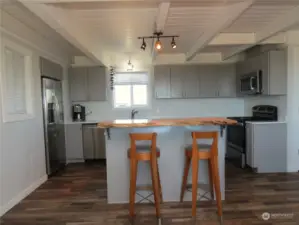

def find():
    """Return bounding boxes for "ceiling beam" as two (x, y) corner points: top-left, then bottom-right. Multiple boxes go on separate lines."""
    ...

(154, 53), (239, 65)
(18, 1), (104, 65)
(151, 2), (170, 61)
(209, 33), (255, 45)
(21, 0), (144, 3)
(185, 0), (254, 61)
(223, 5), (299, 60)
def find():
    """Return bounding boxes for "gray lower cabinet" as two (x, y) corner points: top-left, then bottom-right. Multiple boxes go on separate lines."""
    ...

(154, 66), (171, 99)
(65, 124), (84, 162)
(246, 122), (287, 173)
(69, 66), (107, 102)
(82, 124), (106, 159)
(65, 123), (106, 162)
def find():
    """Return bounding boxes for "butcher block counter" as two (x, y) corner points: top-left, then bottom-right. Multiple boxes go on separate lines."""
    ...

(97, 117), (237, 128)
(99, 117), (237, 204)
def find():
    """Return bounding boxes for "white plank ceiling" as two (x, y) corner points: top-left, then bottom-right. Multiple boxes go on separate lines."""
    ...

(13, 0), (299, 66)
(2, 2), (83, 56)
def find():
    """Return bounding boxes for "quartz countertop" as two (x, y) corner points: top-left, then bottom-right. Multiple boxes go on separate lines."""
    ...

(97, 117), (237, 128)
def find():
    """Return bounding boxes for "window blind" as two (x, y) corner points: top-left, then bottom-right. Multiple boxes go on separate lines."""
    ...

(114, 72), (148, 84)
(4, 47), (27, 114)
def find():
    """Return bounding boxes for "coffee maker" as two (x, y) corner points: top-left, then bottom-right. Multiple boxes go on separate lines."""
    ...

(72, 104), (86, 121)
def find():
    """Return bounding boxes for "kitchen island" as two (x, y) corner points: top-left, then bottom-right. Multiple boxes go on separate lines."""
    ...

(98, 117), (236, 204)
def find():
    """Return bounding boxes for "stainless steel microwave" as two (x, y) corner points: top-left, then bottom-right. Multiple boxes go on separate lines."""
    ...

(240, 70), (262, 94)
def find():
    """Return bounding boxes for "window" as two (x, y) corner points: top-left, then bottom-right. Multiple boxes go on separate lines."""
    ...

(113, 72), (149, 108)
(1, 38), (34, 122)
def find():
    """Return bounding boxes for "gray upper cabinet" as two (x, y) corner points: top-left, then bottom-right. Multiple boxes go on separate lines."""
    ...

(183, 66), (200, 98)
(236, 49), (286, 96)
(199, 65), (236, 98)
(217, 65), (236, 97)
(69, 67), (88, 101)
(170, 66), (184, 98)
(154, 64), (236, 99)
(154, 66), (171, 99)
(69, 66), (107, 102)
(261, 50), (286, 96)
(199, 68), (218, 98)
(88, 67), (107, 101)
(40, 57), (63, 80)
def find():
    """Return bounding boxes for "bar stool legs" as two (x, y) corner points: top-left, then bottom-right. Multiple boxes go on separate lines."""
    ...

(129, 158), (162, 218)
(128, 133), (162, 219)
(208, 160), (214, 200)
(150, 157), (161, 217)
(191, 153), (199, 217)
(129, 159), (138, 218)
(180, 131), (223, 222)
(156, 161), (163, 203)
(211, 155), (223, 222)
(180, 157), (191, 202)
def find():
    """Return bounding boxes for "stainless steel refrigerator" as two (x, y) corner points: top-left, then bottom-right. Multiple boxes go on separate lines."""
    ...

(41, 77), (66, 175)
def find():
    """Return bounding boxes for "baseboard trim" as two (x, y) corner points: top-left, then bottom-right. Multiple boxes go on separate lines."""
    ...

(0, 175), (47, 217)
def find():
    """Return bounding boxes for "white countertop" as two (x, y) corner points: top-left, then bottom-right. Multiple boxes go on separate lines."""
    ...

(65, 120), (100, 125)
(246, 121), (286, 124)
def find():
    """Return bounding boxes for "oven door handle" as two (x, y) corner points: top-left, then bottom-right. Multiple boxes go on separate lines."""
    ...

(250, 77), (254, 90)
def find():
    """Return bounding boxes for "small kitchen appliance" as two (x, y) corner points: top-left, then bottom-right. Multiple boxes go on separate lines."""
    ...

(72, 104), (86, 121)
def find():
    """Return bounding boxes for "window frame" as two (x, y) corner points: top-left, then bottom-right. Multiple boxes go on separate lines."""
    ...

(112, 72), (150, 109)
(0, 38), (34, 122)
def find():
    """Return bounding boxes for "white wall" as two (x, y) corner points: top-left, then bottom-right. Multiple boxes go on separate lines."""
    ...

(80, 98), (245, 121)
(0, 6), (71, 216)
(244, 96), (287, 121)
(286, 44), (299, 172)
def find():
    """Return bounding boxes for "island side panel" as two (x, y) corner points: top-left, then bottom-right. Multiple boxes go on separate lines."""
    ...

(105, 126), (226, 203)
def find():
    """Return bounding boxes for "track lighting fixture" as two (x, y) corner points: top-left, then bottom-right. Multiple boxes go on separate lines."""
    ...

(155, 38), (162, 50)
(171, 37), (176, 49)
(140, 38), (146, 50)
(138, 32), (179, 51)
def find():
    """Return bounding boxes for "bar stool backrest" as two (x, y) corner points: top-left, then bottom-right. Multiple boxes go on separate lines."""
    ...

(191, 131), (218, 156)
(129, 133), (158, 158)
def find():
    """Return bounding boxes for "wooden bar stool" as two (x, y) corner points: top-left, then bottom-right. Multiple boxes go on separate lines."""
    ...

(180, 131), (222, 222)
(128, 132), (162, 218)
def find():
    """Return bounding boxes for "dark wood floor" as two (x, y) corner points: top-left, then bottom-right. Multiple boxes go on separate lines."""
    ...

(1, 162), (299, 225)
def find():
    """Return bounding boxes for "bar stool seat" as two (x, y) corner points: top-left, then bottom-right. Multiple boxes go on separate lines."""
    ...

(127, 145), (160, 154)
(185, 144), (211, 151)
(128, 133), (162, 218)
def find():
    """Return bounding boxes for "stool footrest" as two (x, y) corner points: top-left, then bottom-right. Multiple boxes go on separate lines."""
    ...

(186, 183), (210, 191)
(136, 184), (153, 191)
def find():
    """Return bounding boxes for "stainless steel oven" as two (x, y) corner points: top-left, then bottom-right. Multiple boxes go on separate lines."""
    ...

(240, 70), (262, 95)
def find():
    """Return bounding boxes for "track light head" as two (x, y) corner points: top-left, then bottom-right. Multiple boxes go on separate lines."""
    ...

(140, 38), (146, 50)
(155, 38), (162, 50)
(171, 37), (176, 49)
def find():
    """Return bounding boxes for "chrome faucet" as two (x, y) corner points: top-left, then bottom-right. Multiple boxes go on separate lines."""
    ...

(131, 109), (138, 120)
